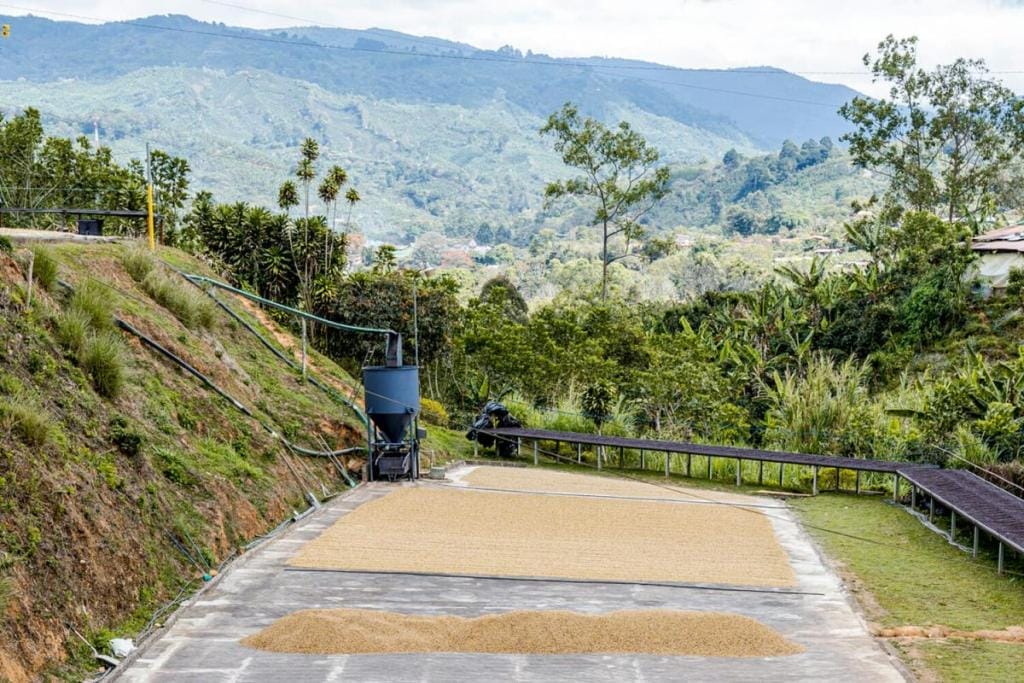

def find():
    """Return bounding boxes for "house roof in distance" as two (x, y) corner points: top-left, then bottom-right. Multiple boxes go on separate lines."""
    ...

(972, 224), (1024, 253)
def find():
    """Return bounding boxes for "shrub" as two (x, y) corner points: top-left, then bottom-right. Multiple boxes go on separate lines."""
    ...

(70, 281), (114, 331)
(141, 271), (215, 329)
(0, 235), (13, 254)
(122, 247), (155, 282)
(54, 308), (91, 356)
(419, 397), (449, 426)
(108, 415), (144, 457)
(28, 245), (58, 292)
(81, 332), (125, 398)
(0, 395), (53, 447)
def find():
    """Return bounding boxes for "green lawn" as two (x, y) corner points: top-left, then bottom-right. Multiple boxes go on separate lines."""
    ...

(791, 494), (1024, 681)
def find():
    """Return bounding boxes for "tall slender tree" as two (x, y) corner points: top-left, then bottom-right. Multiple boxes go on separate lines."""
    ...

(540, 103), (670, 301)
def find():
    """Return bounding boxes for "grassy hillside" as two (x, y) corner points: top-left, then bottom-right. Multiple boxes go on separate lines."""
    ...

(0, 237), (471, 681)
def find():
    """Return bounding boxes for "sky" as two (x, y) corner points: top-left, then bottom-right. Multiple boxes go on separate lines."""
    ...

(3, 0), (1024, 96)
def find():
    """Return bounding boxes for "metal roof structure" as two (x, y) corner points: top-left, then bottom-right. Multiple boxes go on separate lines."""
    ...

(482, 427), (934, 474)
(900, 468), (1024, 557)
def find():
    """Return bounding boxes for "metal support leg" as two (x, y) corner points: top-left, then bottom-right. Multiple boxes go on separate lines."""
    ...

(998, 542), (1004, 575)
(758, 460), (764, 485)
(707, 456), (713, 480)
(640, 449), (645, 470)
(517, 437), (521, 458)
(779, 463), (785, 487)
(597, 445), (602, 470)
(686, 453), (692, 477)
(950, 511), (956, 541)
(835, 467), (840, 491)
(893, 474), (899, 502)
(855, 470), (861, 494)
(533, 440), (538, 466)
(973, 526), (979, 558)
(812, 466), (818, 496)
(665, 452), (670, 478)
(577, 442), (582, 464)
(929, 496), (935, 523)
(736, 459), (742, 486)
(911, 487), (916, 510)
(619, 446), (624, 469)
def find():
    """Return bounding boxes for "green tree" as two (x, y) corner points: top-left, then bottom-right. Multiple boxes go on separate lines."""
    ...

(722, 148), (741, 169)
(540, 102), (670, 301)
(840, 35), (1024, 227)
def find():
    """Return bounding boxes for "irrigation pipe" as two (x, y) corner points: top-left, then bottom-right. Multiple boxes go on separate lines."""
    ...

(181, 273), (394, 337)
(199, 284), (369, 427)
(113, 318), (361, 462)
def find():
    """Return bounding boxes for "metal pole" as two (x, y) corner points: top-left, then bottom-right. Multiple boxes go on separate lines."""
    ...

(855, 470), (861, 494)
(893, 474), (899, 502)
(835, 467), (840, 491)
(998, 542), (1004, 575)
(735, 459), (742, 486)
(577, 442), (582, 464)
(973, 526), (979, 558)
(517, 437), (521, 458)
(301, 318), (308, 380)
(911, 486), (916, 510)
(597, 444), (602, 470)
(779, 463), (785, 487)
(950, 511), (956, 541)
(533, 440), (538, 466)
(413, 282), (419, 368)
(707, 456), (712, 480)
(665, 452), (670, 478)
(929, 496), (935, 523)
(619, 446), (624, 469)
(25, 251), (33, 308)
(146, 143), (156, 250)
(812, 466), (818, 496)
(758, 460), (763, 485)
(640, 449), (645, 470)
(686, 453), (692, 477)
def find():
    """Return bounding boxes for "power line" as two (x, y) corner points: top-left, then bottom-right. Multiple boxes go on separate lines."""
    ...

(0, 3), (851, 108)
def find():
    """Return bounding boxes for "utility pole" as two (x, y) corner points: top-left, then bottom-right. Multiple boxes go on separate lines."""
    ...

(145, 143), (156, 251)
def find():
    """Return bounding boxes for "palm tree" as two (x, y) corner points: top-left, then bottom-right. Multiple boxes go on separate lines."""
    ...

(277, 180), (299, 213)
(296, 138), (320, 305)
(344, 187), (361, 228)
(318, 177), (340, 272)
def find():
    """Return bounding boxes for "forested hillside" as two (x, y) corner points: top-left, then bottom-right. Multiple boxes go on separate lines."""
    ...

(0, 14), (866, 240)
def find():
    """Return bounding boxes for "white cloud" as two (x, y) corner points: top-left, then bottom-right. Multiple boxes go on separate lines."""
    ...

(7, 0), (1024, 95)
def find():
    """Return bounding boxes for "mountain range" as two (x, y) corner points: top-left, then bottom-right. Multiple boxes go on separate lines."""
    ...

(0, 14), (865, 239)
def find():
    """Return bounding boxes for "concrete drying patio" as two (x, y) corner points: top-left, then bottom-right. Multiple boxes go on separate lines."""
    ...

(113, 466), (906, 682)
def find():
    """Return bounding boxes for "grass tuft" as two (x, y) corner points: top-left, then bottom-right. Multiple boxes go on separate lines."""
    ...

(80, 332), (125, 398)
(122, 247), (156, 282)
(28, 245), (59, 292)
(141, 270), (215, 329)
(54, 308), (91, 357)
(69, 281), (114, 331)
(0, 394), (53, 447)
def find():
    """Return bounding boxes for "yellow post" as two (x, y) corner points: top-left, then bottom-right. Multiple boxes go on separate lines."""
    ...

(146, 183), (156, 251)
